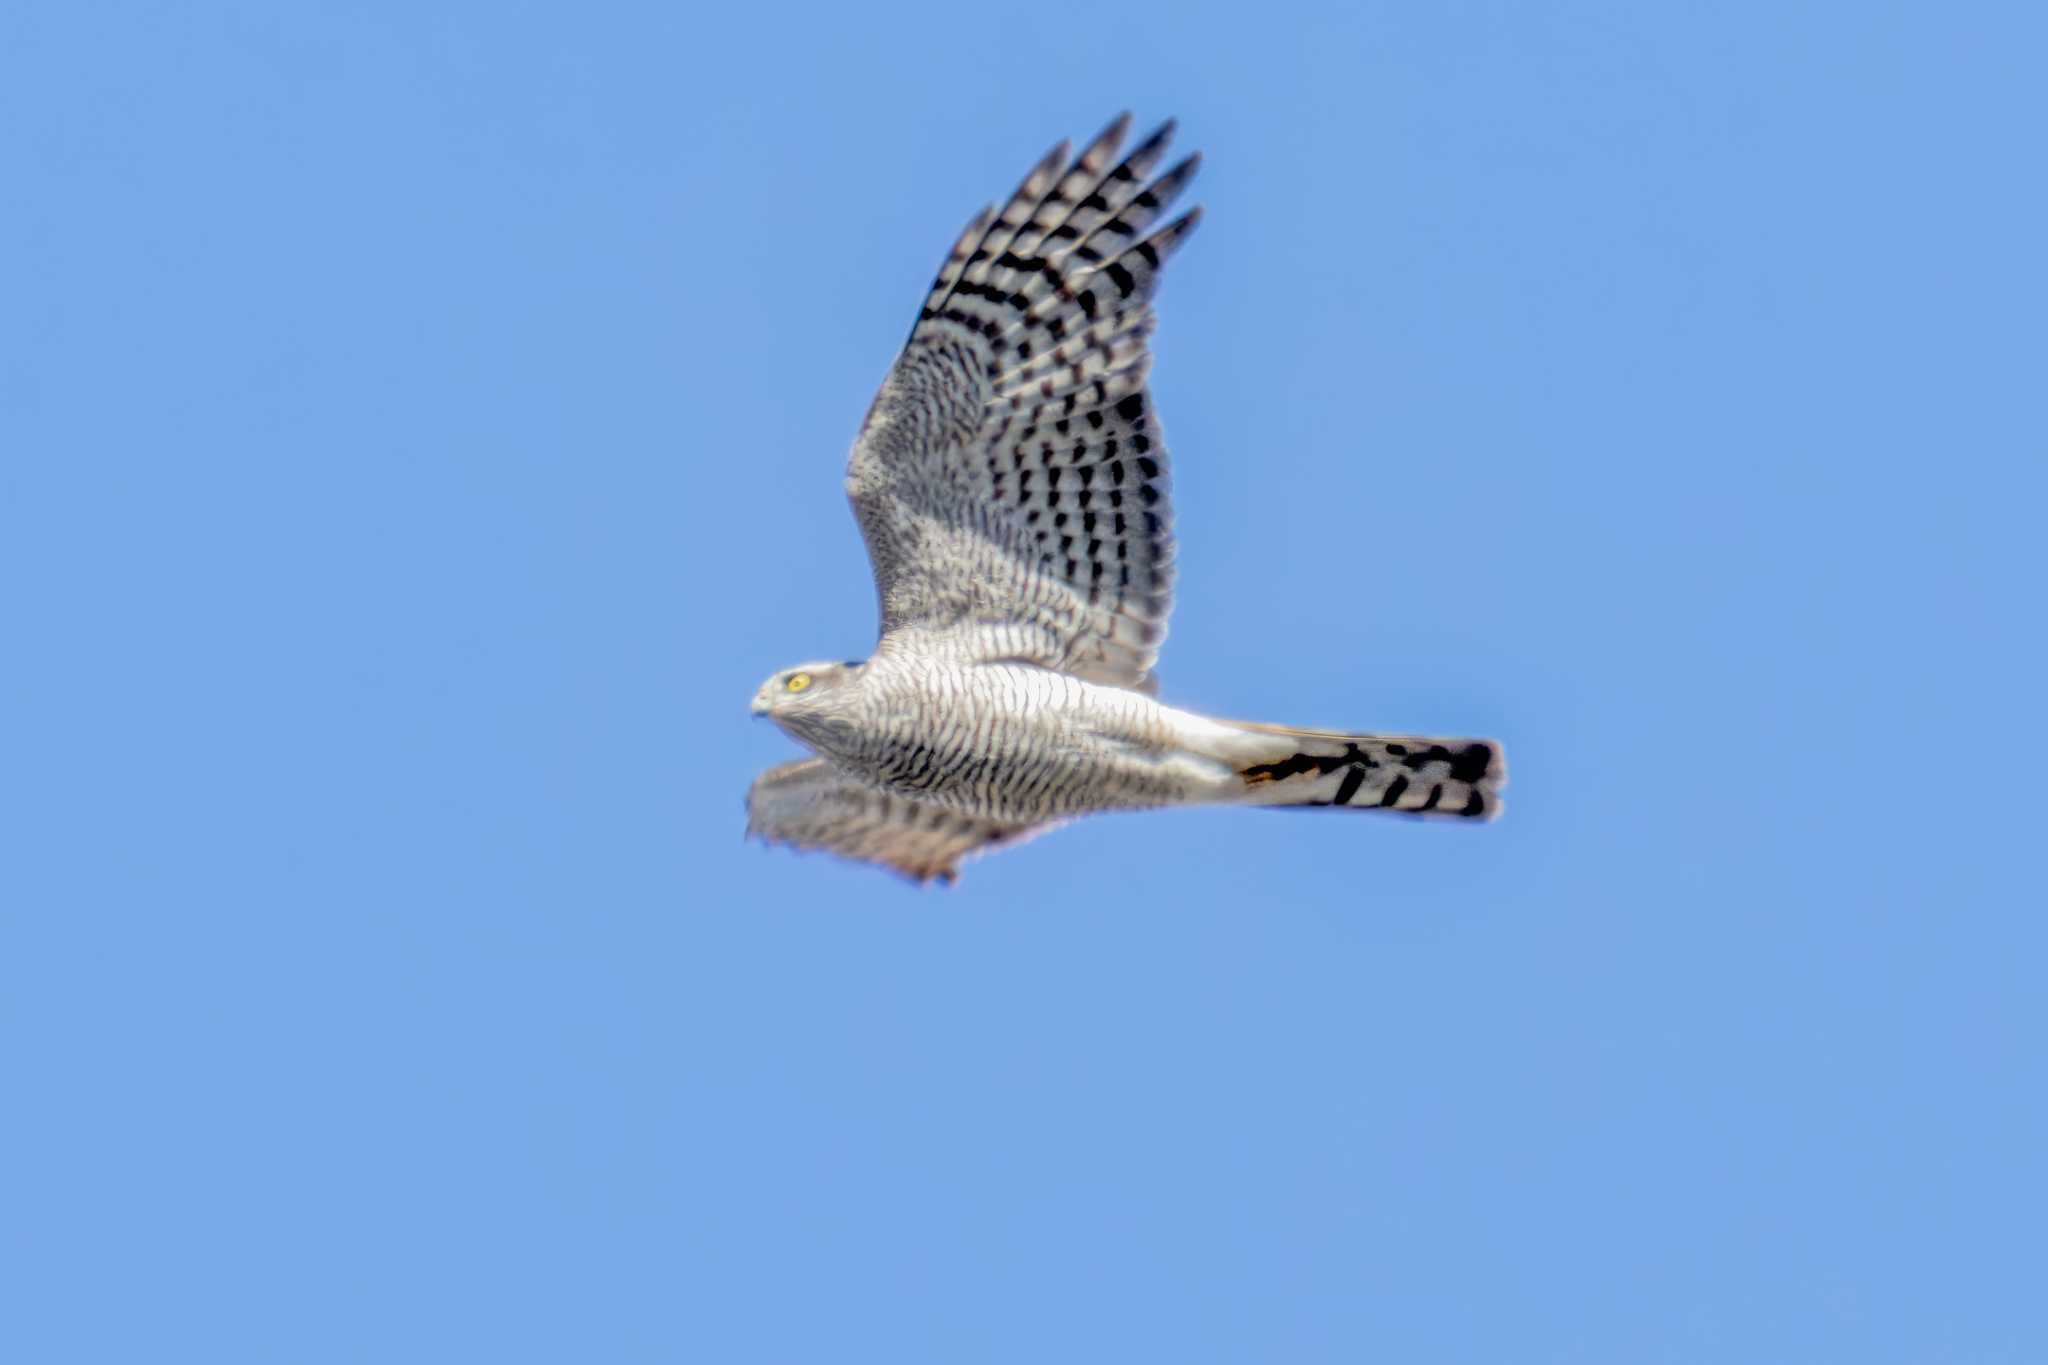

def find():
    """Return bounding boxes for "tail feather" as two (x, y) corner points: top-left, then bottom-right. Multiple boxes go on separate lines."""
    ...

(1227, 721), (1506, 819)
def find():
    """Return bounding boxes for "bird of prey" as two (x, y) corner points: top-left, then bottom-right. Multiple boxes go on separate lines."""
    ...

(746, 115), (1504, 883)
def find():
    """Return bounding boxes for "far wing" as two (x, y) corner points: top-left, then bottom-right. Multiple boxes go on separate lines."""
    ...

(845, 115), (1198, 691)
(745, 758), (1048, 885)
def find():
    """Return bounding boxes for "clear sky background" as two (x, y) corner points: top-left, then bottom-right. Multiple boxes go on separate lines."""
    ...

(4, 2), (2043, 1361)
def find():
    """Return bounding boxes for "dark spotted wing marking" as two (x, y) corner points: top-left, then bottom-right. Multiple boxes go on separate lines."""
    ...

(845, 115), (1199, 691)
(744, 758), (1047, 884)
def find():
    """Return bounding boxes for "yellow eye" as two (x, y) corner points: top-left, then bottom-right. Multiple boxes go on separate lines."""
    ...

(786, 672), (812, 693)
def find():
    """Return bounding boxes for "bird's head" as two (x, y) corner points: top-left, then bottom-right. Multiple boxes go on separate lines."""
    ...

(749, 660), (864, 731)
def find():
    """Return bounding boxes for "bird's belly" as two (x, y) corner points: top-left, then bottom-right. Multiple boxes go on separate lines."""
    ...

(856, 665), (1225, 822)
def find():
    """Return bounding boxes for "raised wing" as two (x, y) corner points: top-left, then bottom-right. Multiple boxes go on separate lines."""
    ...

(845, 115), (1199, 691)
(744, 758), (1048, 885)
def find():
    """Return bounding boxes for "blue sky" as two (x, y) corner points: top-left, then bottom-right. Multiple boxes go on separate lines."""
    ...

(4, 1), (2043, 1360)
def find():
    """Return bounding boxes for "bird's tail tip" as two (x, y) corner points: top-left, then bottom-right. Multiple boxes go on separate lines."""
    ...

(1227, 722), (1507, 819)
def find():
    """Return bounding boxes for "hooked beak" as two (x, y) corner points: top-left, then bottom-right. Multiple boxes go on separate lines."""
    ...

(750, 695), (770, 717)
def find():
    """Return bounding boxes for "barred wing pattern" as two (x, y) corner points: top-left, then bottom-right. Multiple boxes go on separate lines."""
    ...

(845, 115), (1200, 690)
(745, 758), (1046, 884)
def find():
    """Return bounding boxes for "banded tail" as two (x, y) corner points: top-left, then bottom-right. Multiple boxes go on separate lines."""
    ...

(1227, 721), (1506, 819)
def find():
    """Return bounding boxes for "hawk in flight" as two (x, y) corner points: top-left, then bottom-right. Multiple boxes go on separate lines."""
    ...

(746, 115), (1504, 882)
